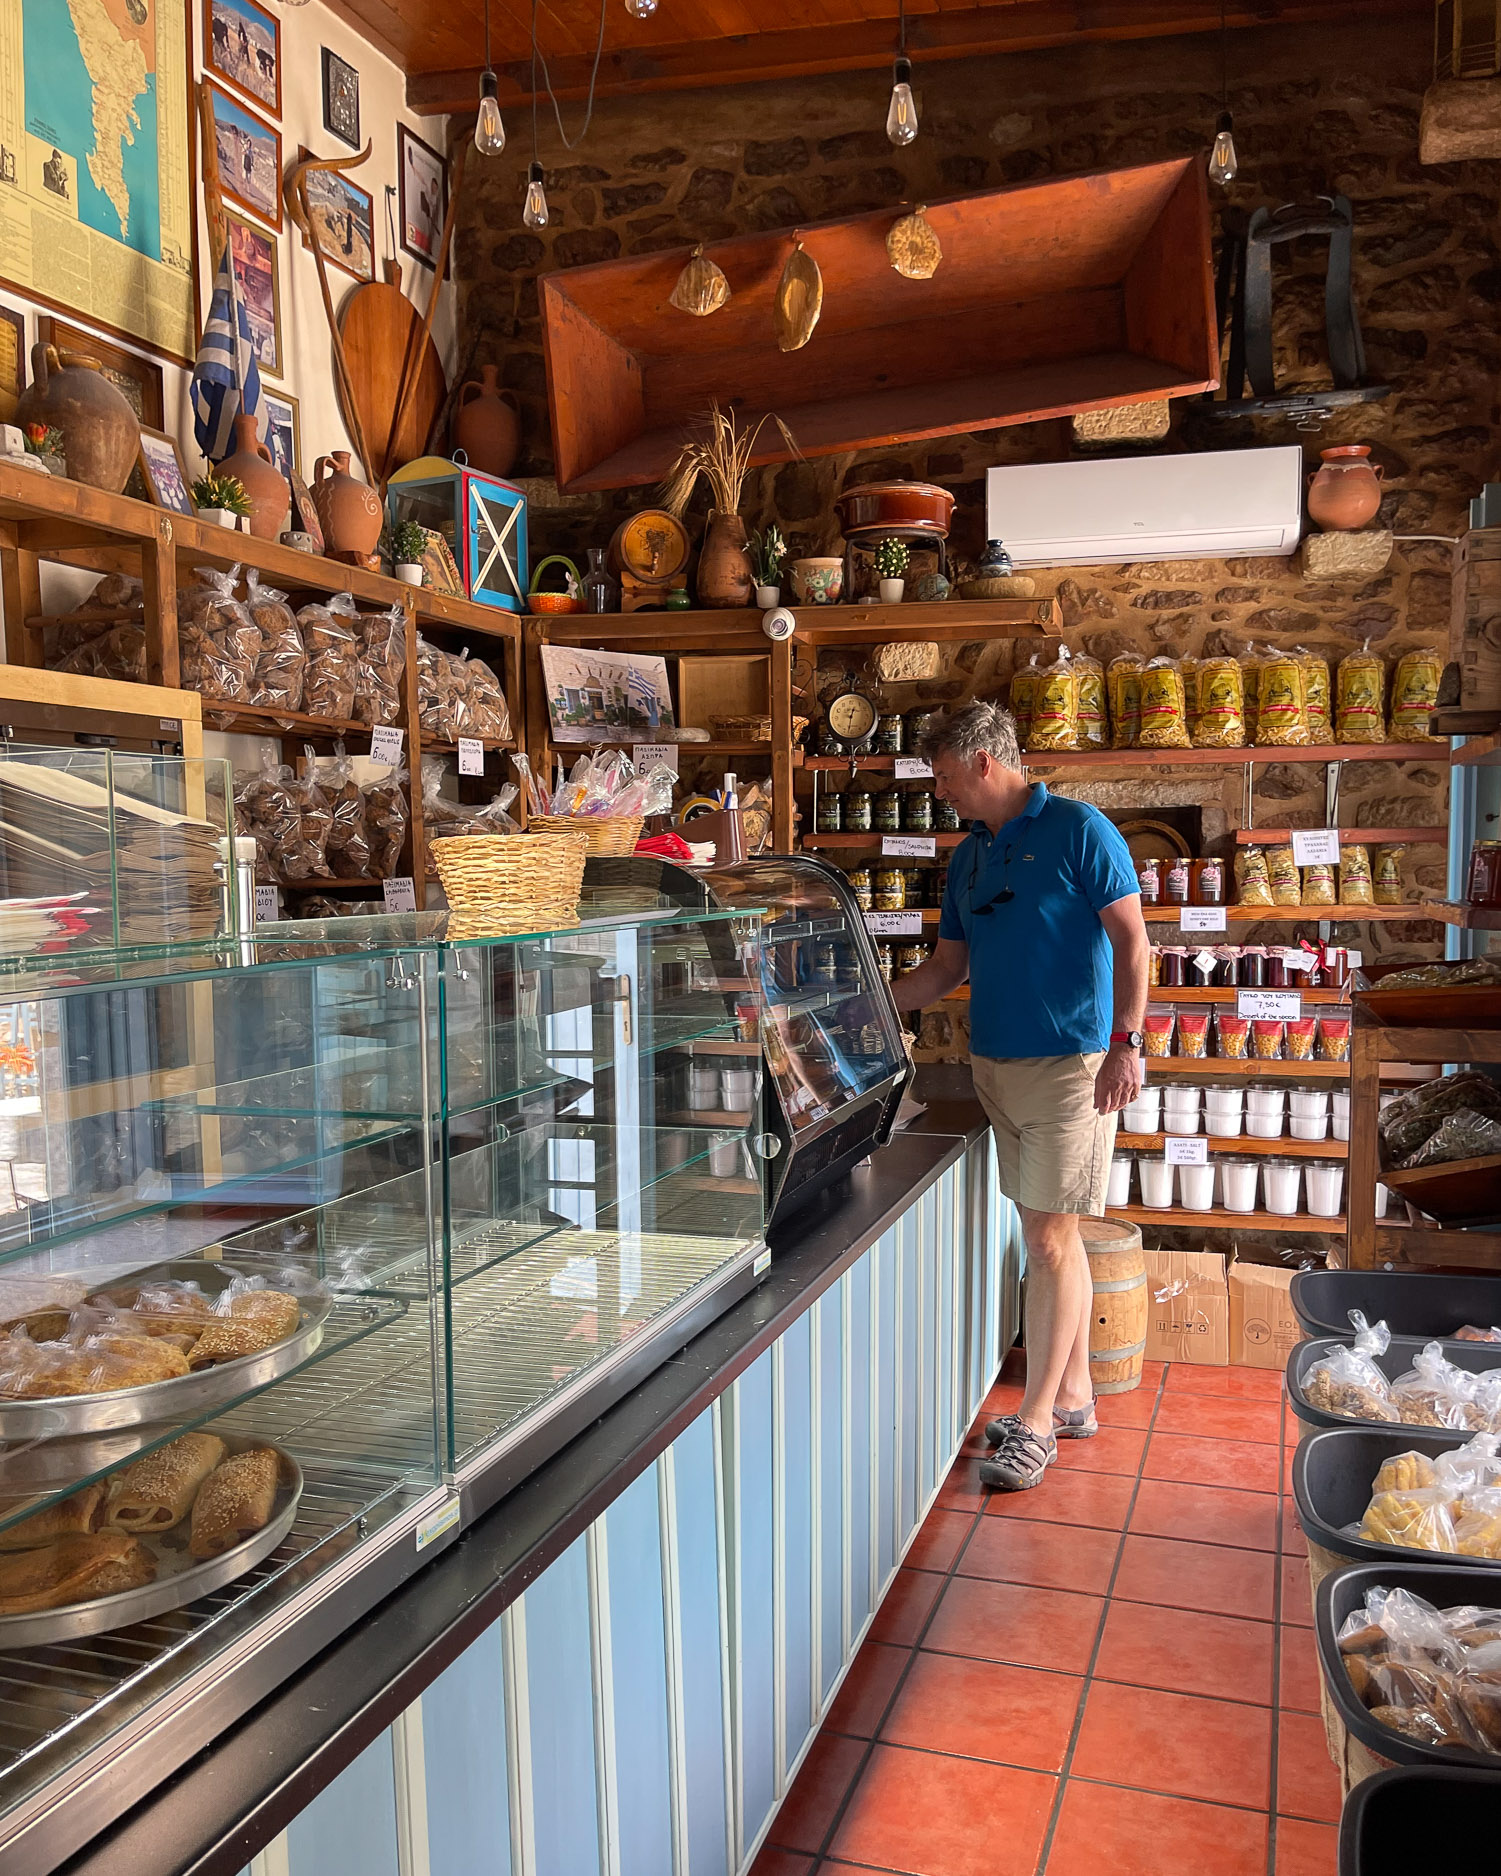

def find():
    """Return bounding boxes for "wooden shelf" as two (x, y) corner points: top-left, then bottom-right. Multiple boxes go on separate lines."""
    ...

(1024, 742), (1448, 772)
(682, 1175), (761, 1194)
(676, 1038), (760, 1058)
(801, 833), (968, 851)
(1234, 828), (1445, 845)
(1424, 902), (1501, 929)
(793, 601), (1052, 645)
(201, 701), (374, 743)
(1450, 732), (1501, 768)
(1431, 709), (1501, 738)
(1118, 1132), (1348, 1159)
(1107, 1203), (1344, 1235)
(1143, 986), (1351, 1005)
(1371, 1222), (1501, 1269)
(1144, 904), (1440, 924)
(1145, 1057), (1349, 1078)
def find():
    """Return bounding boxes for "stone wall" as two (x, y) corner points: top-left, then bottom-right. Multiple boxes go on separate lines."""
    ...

(451, 12), (1486, 1062)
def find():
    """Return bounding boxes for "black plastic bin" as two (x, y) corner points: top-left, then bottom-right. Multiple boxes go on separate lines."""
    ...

(1291, 1269), (1501, 1342)
(1287, 1333), (1501, 1434)
(1339, 1764), (1501, 1876)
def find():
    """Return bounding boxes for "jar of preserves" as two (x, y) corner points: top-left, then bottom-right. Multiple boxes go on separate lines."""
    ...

(1469, 840), (1501, 906)
(875, 713), (905, 754)
(815, 791), (843, 833)
(896, 943), (927, 974)
(875, 942), (895, 980)
(846, 866), (873, 911)
(874, 866), (907, 911)
(1213, 945), (1240, 987)
(813, 940), (840, 983)
(1191, 857), (1225, 905)
(934, 797), (960, 831)
(1265, 949), (1288, 987)
(1186, 947), (1216, 987)
(844, 790), (873, 832)
(1164, 857), (1191, 905)
(904, 790), (934, 831)
(1136, 859), (1162, 905)
(905, 707), (942, 748)
(1157, 945), (1187, 986)
(873, 788), (903, 832)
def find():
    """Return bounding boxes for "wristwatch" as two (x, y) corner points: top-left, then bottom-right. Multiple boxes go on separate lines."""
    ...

(1110, 1030), (1144, 1051)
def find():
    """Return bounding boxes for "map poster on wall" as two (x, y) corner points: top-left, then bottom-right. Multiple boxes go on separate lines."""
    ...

(0, 0), (196, 362)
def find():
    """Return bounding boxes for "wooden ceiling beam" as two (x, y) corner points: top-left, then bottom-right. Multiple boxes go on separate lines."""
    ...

(407, 0), (1427, 113)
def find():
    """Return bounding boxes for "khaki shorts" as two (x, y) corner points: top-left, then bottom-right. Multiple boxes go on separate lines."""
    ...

(972, 1052), (1117, 1217)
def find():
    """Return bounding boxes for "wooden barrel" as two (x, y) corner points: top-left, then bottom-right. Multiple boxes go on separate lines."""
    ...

(1081, 1216), (1147, 1395)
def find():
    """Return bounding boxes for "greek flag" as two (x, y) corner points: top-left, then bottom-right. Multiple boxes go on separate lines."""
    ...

(190, 240), (263, 463)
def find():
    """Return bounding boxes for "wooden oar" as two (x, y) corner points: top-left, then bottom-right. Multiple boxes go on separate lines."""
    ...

(283, 145), (377, 485)
(379, 140), (467, 487)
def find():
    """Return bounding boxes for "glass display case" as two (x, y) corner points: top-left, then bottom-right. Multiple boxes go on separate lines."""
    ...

(0, 900), (767, 1867)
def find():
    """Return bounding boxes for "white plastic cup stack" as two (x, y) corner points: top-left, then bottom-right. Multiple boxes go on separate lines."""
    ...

(1107, 1156), (1134, 1206)
(1245, 1087), (1287, 1140)
(1306, 1160), (1345, 1219)
(1204, 1087), (1244, 1138)
(1122, 1086), (1162, 1134)
(1263, 1159), (1303, 1217)
(1162, 1086), (1203, 1136)
(1178, 1160), (1216, 1210)
(1221, 1158), (1260, 1213)
(690, 1061), (723, 1111)
(1375, 1182), (1391, 1218)
(721, 1066), (756, 1110)
(1139, 1158), (1176, 1209)
(1332, 1089), (1351, 1142)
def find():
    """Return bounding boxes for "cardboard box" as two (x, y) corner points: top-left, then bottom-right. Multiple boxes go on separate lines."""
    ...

(1229, 1259), (1301, 1370)
(1144, 1249), (1230, 1366)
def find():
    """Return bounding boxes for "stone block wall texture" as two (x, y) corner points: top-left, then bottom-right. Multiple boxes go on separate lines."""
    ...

(451, 12), (1487, 1062)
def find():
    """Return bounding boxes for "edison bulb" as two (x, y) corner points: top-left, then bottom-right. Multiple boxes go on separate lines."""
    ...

(624, 0), (656, 15)
(523, 161), (549, 230)
(886, 57), (918, 146)
(475, 73), (506, 156)
(1208, 111), (1237, 186)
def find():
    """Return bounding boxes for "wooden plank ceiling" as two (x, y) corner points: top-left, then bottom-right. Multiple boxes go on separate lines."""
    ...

(330, 0), (1429, 118)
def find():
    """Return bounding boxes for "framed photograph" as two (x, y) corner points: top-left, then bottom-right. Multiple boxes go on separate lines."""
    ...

(226, 213), (281, 378)
(418, 527), (463, 597)
(539, 645), (677, 744)
(296, 148), (373, 284)
(206, 84), (281, 232)
(36, 317), (164, 427)
(321, 48), (360, 150)
(0, 307), (24, 425)
(137, 427), (196, 516)
(261, 388), (300, 483)
(398, 125), (446, 270)
(204, 0), (281, 117)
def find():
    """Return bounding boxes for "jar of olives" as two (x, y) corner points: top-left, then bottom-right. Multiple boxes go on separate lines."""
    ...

(934, 797), (960, 831)
(873, 788), (903, 832)
(904, 790), (934, 831)
(844, 790), (873, 832)
(846, 866), (873, 911)
(874, 866), (907, 910)
(815, 791), (843, 833)
(875, 714), (905, 754)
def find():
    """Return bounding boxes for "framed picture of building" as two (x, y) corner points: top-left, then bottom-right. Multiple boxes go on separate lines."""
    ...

(225, 213), (282, 378)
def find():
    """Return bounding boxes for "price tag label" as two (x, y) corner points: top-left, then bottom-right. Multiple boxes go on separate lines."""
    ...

(1291, 828), (1341, 867)
(1346, 949), (1363, 969)
(865, 910), (923, 937)
(1180, 905), (1227, 932)
(369, 725), (405, 766)
(634, 742), (679, 775)
(457, 737), (485, 776)
(383, 876), (417, 913)
(894, 756), (932, 779)
(159, 717), (180, 733)
(1165, 1136), (1209, 1166)
(253, 884), (280, 924)
(1237, 990), (1302, 1021)
(882, 834), (936, 858)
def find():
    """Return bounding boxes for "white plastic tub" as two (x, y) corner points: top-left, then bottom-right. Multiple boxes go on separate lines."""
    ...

(721, 1066), (757, 1109)
(1375, 1182), (1390, 1219)
(1305, 1161), (1345, 1219)
(1246, 1086), (1286, 1116)
(1332, 1089), (1351, 1142)
(1107, 1156), (1134, 1206)
(1221, 1159), (1260, 1213)
(1245, 1112), (1285, 1140)
(1122, 1087), (1162, 1131)
(1139, 1158), (1176, 1209)
(1288, 1087), (1330, 1119)
(1178, 1160), (1216, 1210)
(689, 1063), (723, 1110)
(1204, 1088), (1244, 1138)
(1162, 1088), (1202, 1135)
(1289, 1112), (1329, 1142)
(708, 1132), (742, 1176)
(1263, 1159), (1302, 1216)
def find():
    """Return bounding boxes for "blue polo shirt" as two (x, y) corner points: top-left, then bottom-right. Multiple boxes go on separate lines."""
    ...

(938, 783), (1139, 1059)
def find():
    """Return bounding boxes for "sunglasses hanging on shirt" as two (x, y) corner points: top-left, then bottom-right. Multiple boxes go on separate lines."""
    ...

(969, 840), (1016, 914)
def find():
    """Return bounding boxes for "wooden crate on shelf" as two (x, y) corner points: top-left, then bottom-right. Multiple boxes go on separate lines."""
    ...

(675, 654), (769, 736)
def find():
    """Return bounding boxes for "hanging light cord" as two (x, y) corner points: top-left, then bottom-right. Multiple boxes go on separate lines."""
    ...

(898, 0), (906, 59)
(531, 0), (540, 158)
(483, 0), (492, 73)
(531, 0), (609, 152)
(1220, 0), (1228, 110)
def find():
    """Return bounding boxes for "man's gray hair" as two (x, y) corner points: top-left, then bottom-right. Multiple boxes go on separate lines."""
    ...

(915, 699), (1022, 771)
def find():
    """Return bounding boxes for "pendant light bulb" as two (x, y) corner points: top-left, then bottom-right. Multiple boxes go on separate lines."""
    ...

(1208, 109), (1237, 186)
(886, 56), (918, 146)
(475, 70), (506, 155)
(624, 0), (657, 15)
(523, 160), (549, 229)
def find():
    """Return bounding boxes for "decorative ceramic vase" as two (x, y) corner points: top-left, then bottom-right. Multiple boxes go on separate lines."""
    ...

(312, 451), (383, 555)
(698, 511), (755, 608)
(977, 539), (1013, 574)
(16, 343), (138, 493)
(791, 557), (844, 605)
(452, 365), (521, 478)
(1307, 445), (1383, 531)
(218, 412), (289, 540)
(879, 577), (905, 604)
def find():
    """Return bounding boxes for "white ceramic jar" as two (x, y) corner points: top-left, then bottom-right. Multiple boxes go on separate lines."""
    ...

(1263, 1159), (1303, 1216)
(1306, 1160), (1345, 1218)
(1221, 1158), (1260, 1212)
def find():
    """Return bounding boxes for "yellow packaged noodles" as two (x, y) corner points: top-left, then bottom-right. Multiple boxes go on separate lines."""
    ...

(1193, 656), (1247, 748)
(1340, 843), (1374, 907)
(1181, 655), (1201, 742)
(1302, 862), (1337, 907)
(1373, 844), (1405, 905)
(1137, 657), (1191, 749)
(1009, 656), (1041, 747)
(1389, 649), (1443, 742)
(1235, 845), (1274, 907)
(1107, 654), (1143, 749)
(1074, 653), (1107, 751)
(1299, 651), (1333, 745)
(1026, 650), (1078, 753)
(1255, 652), (1309, 746)
(1268, 845), (1303, 905)
(1335, 646), (1386, 745)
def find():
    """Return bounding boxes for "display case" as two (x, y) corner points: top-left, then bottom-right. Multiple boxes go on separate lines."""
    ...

(0, 900), (767, 1872)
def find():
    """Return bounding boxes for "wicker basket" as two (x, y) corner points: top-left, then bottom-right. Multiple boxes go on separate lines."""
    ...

(712, 714), (810, 743)
(429, 831), (587, 923)
(527, 813), (644, 856)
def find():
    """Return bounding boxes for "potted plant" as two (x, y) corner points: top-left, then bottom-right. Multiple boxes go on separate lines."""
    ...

(874, 536), (909, 604)
(191, 468), (252, 529)
(662, 401), (796, 609)
(391, 519), (427, 585)
(22, 424), (64, 476)
(749, 524), (786, 609)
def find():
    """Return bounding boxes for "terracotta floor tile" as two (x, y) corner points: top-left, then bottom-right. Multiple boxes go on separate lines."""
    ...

(748, 1848), (815, 1876)
(1281, 1554), (1314, 1627)
(1276, 1711), (1344, 1824)
(959, 1513), (1119, 1596)
(766, 1731), (866, 1853)
(1070, 1680), (1273, 1809)
(904, 1508), (975, 1574)
(1052, 1425), (1148, 1476)
(983, 1380), (1024, 1414)
(1094, 1600), (1276, 1705)
(880, 1650), (1082, 1772)
(1279, 1626), (1323, 1714)
(1095, 1388), (1158, 1427)
(1285, 1445), (1301, 1494)
(1164, 1363), (1286, 1400)
(982, 1467), (1134, 1530)
(1154, 1392), (1284, 1445)
(1129, 1478), (1280, 1552)
(1274, 1816), (1339, 1876)
(870, 1568), (944, 1646)
(1112, 1533), (1276, 1622)
(828, 1743), (1055, 1876)
(1047, 1779), (1268, 1876)
(924, 1574), (1104, 1674)
(1144, 1432), (1282, 1494)
(935, 1453), (989, 1515)
(826, 1640), (912, 1738)
(1138, 1360), (1168, 1385)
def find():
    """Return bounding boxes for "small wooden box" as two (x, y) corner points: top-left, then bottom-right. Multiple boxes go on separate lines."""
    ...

(675, 654), (768, 732)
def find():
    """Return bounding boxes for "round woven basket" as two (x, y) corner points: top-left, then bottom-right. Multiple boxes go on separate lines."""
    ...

(712, 714), (810, 743)
(528, 813), (644, 857)
(429, 831), (588, 920)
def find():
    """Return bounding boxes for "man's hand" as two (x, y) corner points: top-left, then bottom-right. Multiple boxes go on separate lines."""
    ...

(1094, 1045), (1142, 1115)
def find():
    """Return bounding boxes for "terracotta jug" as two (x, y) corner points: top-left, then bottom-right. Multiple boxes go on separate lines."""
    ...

(452, 365), (521, 478)
(218, 412), (289, 541)
(697, 511), (755, 608)
(312, 450), (383, 555)
(1307, 444), (1383, 531)
(16, 343), (139, 493)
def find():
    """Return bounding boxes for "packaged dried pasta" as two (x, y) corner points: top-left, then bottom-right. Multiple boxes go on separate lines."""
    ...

(1255, 650), (1309, 746)
(1336, 643), (1387, 745)
(1181, 655), (1201, 742)
(1374, 844), (1405, 905)
(1138, 657), (1191, 749)
(1242, 648), (1262, 742)
(1302, 862), (1337, 907)
(1341, 843), (1375, 907)
(1267, 845), (1302, 905)
(1235, 845), (1274, 908)
(1009, 656), (1041, 747)
(1074, 653), (1107, 751)
(1026, 649), (1079, 753)
(1107, 654), (1142, 749)
(1299, 650), (1334, 744)
(1193, 656), (1247, 748)
(1390, 648), (1443, 742)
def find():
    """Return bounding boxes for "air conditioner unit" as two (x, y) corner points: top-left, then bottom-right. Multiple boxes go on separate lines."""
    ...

(986, 445), (1304, 566)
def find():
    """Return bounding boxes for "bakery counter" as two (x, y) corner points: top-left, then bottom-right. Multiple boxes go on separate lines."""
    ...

(54, 1102), (1015, 1876)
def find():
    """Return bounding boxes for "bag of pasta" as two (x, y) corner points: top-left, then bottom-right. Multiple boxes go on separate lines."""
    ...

(1255, 650), (1309, 746)
(1340, 843), (1374, 907)
(1009, 656), (1041, 748)
(1073, 653), (1106, 751)
(1235, 845), (1274, 908)
(1302, 861), (1336, 907)
(1242, 648), (1262, 742)
(1267, 845), (1303, 906)
(1107, 654), (1143, 748)
(1454, 1486), (1501, 1560)
(1193, 655), (1247, 747)
(298, 593), (362, 722)
(1181, 655), (1201, 743)
(245, 571), (305, 713)
(1303, 1311), (1398, 1423)
(1026, 649), (1079, 752)
(1374, 844), (1405, 905)
(1299, 650), (1334, 744)
(1138, 657), (1191, 748)
(1336, 643), (1387, 745)
(1390, 648), (1443, 742)
(322, 751), (372, 880)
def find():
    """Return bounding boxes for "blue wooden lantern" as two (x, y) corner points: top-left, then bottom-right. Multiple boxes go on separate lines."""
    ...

(386, 459), (529, 613)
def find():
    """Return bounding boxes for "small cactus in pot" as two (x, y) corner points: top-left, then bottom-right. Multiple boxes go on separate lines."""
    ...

(873, 535), (909, 603)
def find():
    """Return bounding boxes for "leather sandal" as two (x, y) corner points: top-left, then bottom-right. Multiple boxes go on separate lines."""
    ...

(977, 1424), (1056, 1491)
(984, 1397), (1098, 1447)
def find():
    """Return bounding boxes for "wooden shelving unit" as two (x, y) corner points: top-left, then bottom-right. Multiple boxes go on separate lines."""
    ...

(1424, 902), (1500, 929)
(1142, 904), (1442, 924)
(1141, 986), (1351, 1005)
(802, 832), (967, 852)
(1144, 1057), (1349, 1079)
(1108, 1203), (1344, 1235)
(1232, 827), (1445, 846)
(1023, 742), (1449, 772)
(1119, 1132), (1348, 1159)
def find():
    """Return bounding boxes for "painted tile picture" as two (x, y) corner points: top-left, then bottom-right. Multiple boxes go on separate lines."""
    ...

(205, 0), (281, 116)
(226, 213), (281, 376)
(398, 125), (446, 269)
(297, 149), (373, 283)
(321, 48), (360, 149)
(208, 85), (281, 231)
(539, 645), (677, 743)
(261, 388), (300, 482)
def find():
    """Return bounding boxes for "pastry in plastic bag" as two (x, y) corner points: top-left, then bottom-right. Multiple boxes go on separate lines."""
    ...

(1026, 650), (1079, 752)
(356, 605), (406, 728)
(244, 571), (305, 713)
(57, 624), (146, 683)
(1360, 1488), (1461, 1552)
(1391, 1342), (1484, 1430)
(1137, 657), (1191, 749)
(1337, 644), (1386, 745)
(1298, 650), (1334, 744)
(365, 766), (409, 878)
(1374, 1451), (1438, 1494)
(323, 752), (372, 880)
(1073, 654), (1106, 751)
(1107, 654), (1142, 749)
(1255, 651), (1308, 746)
(1390, 648), (1442, 742)
(298, 594), (362, 722)
(1193, 656), (1246, 748)
(1235, 845), (1274, 908)
(1303, 1314), (1399, 1423)
(178, 565), (262, 705)
(1455, 1488), (1501, 1559)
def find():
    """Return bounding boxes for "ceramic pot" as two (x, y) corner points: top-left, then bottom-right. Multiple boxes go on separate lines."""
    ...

(16, 343), (138, 493)
(698, 511), (755, 608)
(791, 557), (844, 605)
(218, 412), (289, 541)
(755, 583), (780, 609)
(201, 508), (239, 529)
(1307, 444), (1383, 531)
(452, 365), (521, 478)
(396, 563), (424, 585)
(312, 451), (383, 555)
(879, 577), (905, 604)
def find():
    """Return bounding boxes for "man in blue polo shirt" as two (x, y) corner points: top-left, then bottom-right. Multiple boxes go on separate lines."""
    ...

(891, 700), (1149, 1492)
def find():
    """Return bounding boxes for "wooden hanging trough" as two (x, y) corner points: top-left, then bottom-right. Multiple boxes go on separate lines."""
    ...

(539, 157), (1218, 494)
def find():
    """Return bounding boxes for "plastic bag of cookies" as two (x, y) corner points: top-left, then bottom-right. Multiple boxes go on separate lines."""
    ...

(245, 571), (305, 713)
(178, 564), (262, 705)
(297, 593), (362, 722)
(356, 604), (406, 728)
(1302, 1312), (1399, 1423)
